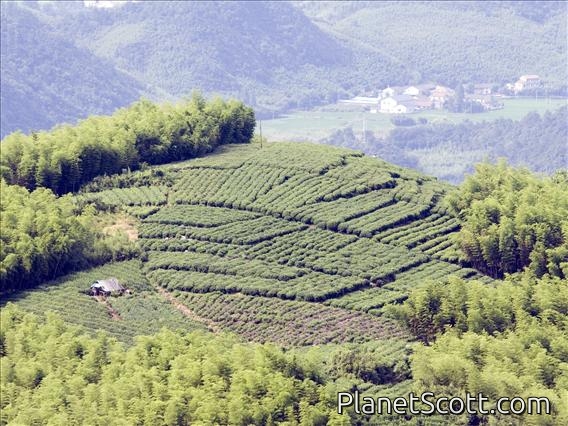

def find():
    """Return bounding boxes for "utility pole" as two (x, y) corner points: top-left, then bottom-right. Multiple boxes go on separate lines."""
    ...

(259, 120), (263, 149)
(363, 115), (367, 145)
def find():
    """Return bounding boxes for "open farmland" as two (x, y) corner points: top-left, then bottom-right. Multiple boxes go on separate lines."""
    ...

(262, 98), (568, 141)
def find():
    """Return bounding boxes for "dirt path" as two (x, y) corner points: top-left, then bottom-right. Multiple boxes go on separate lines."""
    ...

(94, 296), (122, 321)
(156, 287), (221, 333)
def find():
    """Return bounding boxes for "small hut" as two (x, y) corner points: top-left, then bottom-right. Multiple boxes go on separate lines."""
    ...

(90, 278), (125, 296)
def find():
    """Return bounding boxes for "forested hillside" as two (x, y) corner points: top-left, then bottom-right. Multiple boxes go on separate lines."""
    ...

(296, 1), (568, 88)
(2, 1), (565, 136)
(323, 106), (568, 183)
(0, 306), (343, 425)
(1, 93), (566, 423)
(0, 1), (408, 136)
(0, 2), (143, 137)
(0, 95), (254, 194)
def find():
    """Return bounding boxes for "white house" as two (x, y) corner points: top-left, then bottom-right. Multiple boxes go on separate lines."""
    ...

(381, 87), (396, 98)
(403, 86), (421, 97)
(380, 95), (416, 114)
(380, 86), (408, 99)
(513, 75), (541, 93)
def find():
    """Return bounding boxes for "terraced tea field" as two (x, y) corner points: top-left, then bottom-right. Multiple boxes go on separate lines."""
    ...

(6, 142), (491, 349)
(136, 143), (488, 343)
(1, 261), (207, 345)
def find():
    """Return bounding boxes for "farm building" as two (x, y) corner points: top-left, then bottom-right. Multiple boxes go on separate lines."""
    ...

(90, 278), (125, 296)
(514, 75), (541, 93)
(380, 94), (416, 113)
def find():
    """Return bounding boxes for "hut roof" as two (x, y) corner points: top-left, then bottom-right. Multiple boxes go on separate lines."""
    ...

(91, 277), (124, 292)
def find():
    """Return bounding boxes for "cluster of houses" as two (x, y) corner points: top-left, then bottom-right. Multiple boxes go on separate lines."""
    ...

(340, 84), (453, 114)
(341, 75), (541, 114)
(507, 74), (542, 94)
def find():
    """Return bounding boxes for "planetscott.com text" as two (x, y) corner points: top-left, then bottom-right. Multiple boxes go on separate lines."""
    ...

(337, 391), (551, 416)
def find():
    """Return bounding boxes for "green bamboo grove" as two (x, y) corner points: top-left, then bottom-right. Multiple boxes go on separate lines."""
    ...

(0, 94), (255, 195)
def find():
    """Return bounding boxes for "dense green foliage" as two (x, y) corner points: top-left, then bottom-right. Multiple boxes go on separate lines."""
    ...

(0, 305), (345, 425)
(0, 96), (255, 194)
(323, 106), (568, 183)
(1, 304), (436, 425)
(390, 273), (568, 424)
(0, 182), (130, 294)
(446, 161), (568, 278)
(384, 160), (568, 424)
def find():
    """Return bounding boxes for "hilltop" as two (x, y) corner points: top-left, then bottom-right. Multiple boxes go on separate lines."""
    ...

(2, 133), (566, 424)
(295, 1), (567, 87)
(3, 141), (490, 345)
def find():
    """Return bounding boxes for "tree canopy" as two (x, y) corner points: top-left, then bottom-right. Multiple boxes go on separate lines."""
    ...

(0, 182), (138, 294)
(390, 273), (568, 425)
(446, 161), (568, 278)
(0, 305), (343, 425)
(0, 95), (255, 194)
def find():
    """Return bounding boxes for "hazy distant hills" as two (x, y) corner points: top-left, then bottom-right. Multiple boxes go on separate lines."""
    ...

(1, 0), (566, 136)
(295, 1), (568, 86)
(0, 2), (143, 137)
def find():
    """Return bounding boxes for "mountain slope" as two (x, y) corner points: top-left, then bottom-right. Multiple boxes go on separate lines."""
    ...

(2, 1), (565, 137)
(0, 2), (144, 137)
(53, 1), (410, 111)
(4, 142), (493, 350)
(295, 1), (568, 87)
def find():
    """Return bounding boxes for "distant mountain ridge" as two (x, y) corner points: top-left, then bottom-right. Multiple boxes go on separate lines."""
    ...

(295, 1), (567, 87)
(0, 2), (144, 137)
(1, 0), (566, 136)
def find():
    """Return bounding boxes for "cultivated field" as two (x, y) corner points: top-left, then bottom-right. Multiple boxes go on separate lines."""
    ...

(5, 143), (492, 349)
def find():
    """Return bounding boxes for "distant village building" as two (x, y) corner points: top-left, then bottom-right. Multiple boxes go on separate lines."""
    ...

(403, 84), (436, 98)
(473, 84), (493, 95)
(90, 278), (126, 296)
(513, 75), (541, 93)
(341, 83), (460, 114)
(403, 86), (421, 97)
(381, 86), (405, 99)
(380, 94), (416, 113)
(429, 85), (455, 109)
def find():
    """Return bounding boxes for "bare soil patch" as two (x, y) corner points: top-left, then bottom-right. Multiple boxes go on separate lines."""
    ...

(103, 217), (138, 241)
